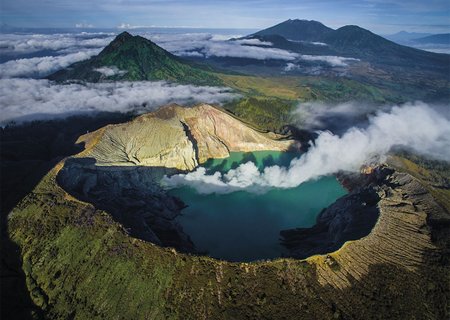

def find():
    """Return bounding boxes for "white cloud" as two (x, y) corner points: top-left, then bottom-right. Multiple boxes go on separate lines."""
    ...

(285, 56), (360, 71)
(94, 66), (128, 77)
(75, 23), (94, 28)
(284, 63), (300, 71)
(117, 23), (134, 29)
(0, 33), (113, 55)
(1, 31), (295, 63)
(203, 41), (298, 60)
(234, 38), (273, 46)
(287, 39), (328, 47)
(0, 49), (101, 78)
(0, 31), (360, 70)
(298, 55), (360, 67)
(163, 102), (450, 194)
(0, 79), (237, 124)
(142, 32), (298, 61)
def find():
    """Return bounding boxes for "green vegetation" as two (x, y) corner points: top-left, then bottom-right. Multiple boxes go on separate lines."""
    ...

(7, 169), (322, 319)
(219, 74), (401, 132)
(224, 97), (295, 132)
(10, 172), (176, 319)
(48, 32), (222, 86)
(219, 74), (400, 103)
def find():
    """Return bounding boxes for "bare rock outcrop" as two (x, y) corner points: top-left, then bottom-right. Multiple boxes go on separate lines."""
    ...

(79, 104), (295, 170)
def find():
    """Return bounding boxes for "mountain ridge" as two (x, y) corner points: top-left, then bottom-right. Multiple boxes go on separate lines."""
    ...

(248, 20), (449, 71)
(412, 33), (450, 45)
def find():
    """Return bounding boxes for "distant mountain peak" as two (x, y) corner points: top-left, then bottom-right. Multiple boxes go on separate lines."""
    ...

(253, 19), (334, 42)
(101, 31), (136, 52)
(116, 31), (133, 40)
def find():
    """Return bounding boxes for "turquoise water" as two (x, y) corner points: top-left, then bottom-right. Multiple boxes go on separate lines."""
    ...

(170, 151), (347, 262)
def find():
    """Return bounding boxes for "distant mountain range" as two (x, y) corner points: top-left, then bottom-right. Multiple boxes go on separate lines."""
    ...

(48, 32), (222, 85)
(384, 31), (433, 43)
(245, 20), (449, 70)
(385, 31), (450, 45)
(412, 33), (450, 45)
(48, 20), (449, 88)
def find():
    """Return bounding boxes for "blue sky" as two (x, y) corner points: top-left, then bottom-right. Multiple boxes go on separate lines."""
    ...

(1, 0), (449, 34)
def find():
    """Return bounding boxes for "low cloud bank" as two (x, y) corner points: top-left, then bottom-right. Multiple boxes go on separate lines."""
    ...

(0, 33), (113, 55)
(0, 49), (101, 78)
(146, 32), (298, 61)
(204, 41), (298, 60)
(0, 32), (114, 55)
(284, 55), (359, 71)
(299, 55), (359, 67)
(163, 102), (450, 194)
(1, 32), (361, 74)
(0, 79), (237, 124)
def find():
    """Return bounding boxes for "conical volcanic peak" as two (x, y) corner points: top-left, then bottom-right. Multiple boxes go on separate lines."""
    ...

(48, 32), (222, 85)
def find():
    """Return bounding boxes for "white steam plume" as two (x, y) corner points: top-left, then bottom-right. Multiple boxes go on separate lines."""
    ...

(163, 102), (450, 194)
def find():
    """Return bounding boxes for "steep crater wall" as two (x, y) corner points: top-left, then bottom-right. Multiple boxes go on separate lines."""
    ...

(57, 157), (195, 251)
(57, 103), (298, 255)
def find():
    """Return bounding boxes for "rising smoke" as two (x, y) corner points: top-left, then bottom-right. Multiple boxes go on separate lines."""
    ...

(162, 102), (450, 194)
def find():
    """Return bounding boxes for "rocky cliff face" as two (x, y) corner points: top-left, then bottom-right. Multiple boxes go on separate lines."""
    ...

(80, 104), (295, 170)
(280, 165), (449, 318)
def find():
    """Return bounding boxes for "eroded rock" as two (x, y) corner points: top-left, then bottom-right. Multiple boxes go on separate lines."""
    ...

(79, 104), (296, 170)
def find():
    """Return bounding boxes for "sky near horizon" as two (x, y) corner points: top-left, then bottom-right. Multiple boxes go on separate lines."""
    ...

(1, 0), (449, 34)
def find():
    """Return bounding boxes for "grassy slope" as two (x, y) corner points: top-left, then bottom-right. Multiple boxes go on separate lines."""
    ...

(219, 74), (397, 102)
(218, 74), (402, 132)
(223, 97), (295, 133)
(8, 166), (331, 319)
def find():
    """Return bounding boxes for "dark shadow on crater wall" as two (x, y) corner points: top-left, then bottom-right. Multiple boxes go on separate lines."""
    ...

(180, 121), (199, 163)
(57, 158), (195, 253)
(0, 112), (133, 319)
